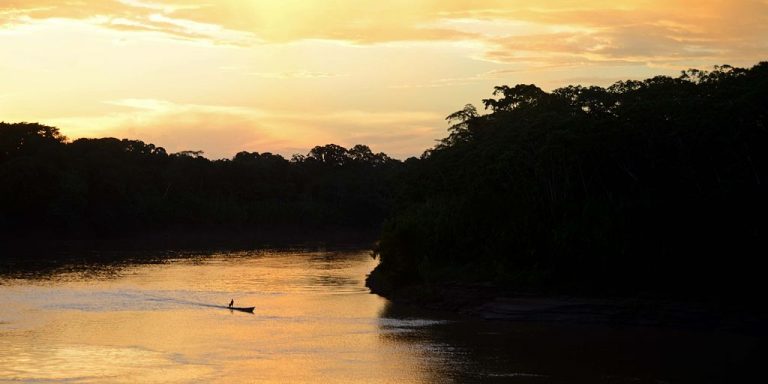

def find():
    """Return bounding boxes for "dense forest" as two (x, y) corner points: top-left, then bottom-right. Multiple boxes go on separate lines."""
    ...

(370, 62), (768, 299)
(3, 62), (767, 299)
(0, 124), (399, 236)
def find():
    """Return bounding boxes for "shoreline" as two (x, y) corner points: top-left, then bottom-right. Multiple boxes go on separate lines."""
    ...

(0, 229), (378, 278)
(0, 227), (378, 252)
(366, 273), (768, 333)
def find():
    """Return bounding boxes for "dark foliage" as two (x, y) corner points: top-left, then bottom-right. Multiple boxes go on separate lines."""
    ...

(4, 63), (767, 300)
(0, 123), (400, 235)
(372, 63), (768, 299)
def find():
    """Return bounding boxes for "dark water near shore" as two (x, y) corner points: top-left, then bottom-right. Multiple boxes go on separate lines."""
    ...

(0, 248), (759, 383)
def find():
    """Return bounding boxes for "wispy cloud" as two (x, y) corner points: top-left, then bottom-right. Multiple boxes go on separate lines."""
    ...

(50, 99), (443, 159)
(116, 0), (204, 13)
(248, 71), (342, 79)
(0, 1), (257, 45)
(3, 1), (766, 159)
(7, 0), (768, 72)
(2, 1), (766, 65)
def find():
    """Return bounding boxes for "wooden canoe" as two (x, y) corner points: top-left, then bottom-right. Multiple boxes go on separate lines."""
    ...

(229, 306), (255, 313)
(219, 305), (255, 313)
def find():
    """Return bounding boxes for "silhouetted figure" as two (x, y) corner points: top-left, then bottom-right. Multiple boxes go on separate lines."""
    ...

(229, 299), (234, 308)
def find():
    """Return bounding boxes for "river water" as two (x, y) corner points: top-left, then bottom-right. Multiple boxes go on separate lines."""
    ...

(0, 248), (758, 383)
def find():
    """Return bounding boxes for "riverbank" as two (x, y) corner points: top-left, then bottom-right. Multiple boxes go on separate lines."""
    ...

(0, 228), (378, 278)
(1, 227), (378, 252)
(366, 272), (768, 333)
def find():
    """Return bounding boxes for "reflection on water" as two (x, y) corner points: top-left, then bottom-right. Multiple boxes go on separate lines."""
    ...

(380, 302), (762, 384)
(0, 249), (760, 383)
(0, 249), (441, 383)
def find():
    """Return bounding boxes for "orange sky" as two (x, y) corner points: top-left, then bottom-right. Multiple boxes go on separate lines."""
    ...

(1, 0), (766, 158)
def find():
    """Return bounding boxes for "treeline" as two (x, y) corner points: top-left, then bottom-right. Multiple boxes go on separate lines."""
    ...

(4, 62), (767, 298)
(0, 123), (400, 235)
(370, 62), (768, 298)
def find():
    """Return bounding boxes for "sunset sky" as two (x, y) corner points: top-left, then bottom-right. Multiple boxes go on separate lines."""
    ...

(2, 1), (766, 159)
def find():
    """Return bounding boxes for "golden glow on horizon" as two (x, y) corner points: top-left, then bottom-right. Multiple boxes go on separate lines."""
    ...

(1, 1), (766, 158)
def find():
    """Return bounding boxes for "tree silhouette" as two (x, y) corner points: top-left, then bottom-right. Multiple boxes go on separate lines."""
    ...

(0, 125), (400, 236)
(371, 62), (768, 299)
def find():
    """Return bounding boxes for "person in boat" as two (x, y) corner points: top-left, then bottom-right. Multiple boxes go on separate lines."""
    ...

(228, 299), (234, 308)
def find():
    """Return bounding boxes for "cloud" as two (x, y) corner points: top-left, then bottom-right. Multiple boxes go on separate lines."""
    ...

(0, 1), (472, 45)
(0, 0), (258, 45)
(477, 2), (768, 66)
(3, 1), (767, 159)
(115, 0), (203, 13)
(50, 99), (277, 157)
(2, 1), (765, 68)
(248, 71), (342, 79)
(49, 99), (444, 159)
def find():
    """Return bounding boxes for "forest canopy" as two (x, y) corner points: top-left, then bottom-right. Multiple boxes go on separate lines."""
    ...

(371, 62), (768, 298)
(0, 123), (399, 234)
(3, 62), (766, 298)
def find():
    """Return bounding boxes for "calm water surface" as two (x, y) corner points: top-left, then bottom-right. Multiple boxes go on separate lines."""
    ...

(0, 249), (757, 383)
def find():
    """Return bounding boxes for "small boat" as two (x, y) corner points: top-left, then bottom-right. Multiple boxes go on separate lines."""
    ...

(227, 306), (255, 313)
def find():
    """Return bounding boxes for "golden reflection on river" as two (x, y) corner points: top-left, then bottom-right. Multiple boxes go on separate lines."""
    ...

(0, 250), (449, 383)
(0, 249), (760, 383)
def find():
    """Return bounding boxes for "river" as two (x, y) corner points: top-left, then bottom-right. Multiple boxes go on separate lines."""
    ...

(0, 248), (758, 383)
